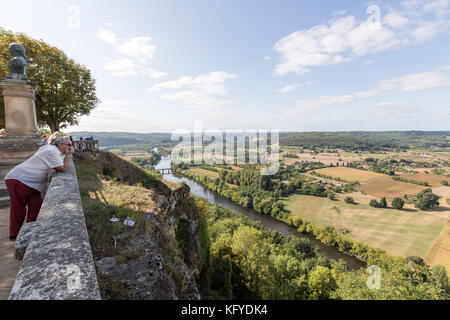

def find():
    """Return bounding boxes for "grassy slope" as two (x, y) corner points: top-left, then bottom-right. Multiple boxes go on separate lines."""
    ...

(283, 194), (446, 258)
(75, 153), (160, 260)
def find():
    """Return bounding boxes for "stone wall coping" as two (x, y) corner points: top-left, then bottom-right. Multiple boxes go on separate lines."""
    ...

(9, 159), (101, 300)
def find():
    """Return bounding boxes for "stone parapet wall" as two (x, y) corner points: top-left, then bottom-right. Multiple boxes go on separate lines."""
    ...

(9, 160), (101, 300)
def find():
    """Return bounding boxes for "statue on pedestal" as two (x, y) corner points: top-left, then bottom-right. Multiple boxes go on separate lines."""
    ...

(0, 43), (44, 180)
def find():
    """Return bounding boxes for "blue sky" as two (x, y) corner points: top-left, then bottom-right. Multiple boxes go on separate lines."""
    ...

(1, 0), (449, 132)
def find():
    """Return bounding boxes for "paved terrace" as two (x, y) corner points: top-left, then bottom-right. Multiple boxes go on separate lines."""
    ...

(0, 206), (20, 300)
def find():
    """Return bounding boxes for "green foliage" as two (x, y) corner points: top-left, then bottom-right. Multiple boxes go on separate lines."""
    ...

(379, 197), (387, 208)
(197, 201), (212, 298)
(131, 153), (162, 169)
(219, 169), (272, 190)
(283, 153), (299, 158)
(370, 200), (380, 208)
(117, 249), (141, 264)
(197, 199), (336, 300)
(414, 189), (440, 210)
(0, 29), (99, 131)
(102, 166), (113, 177)
(175, 219), (190, 260)
(441, 180), (449, 186)
(392, 197), (405, 210)
(200, 198), (449, 300)
(344, 197), (355, 204)
(308, 266), (337, 300)
(280, 131), (450, 150)
(97, 274), (132, 300)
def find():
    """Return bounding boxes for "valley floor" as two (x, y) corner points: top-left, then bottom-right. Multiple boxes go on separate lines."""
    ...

(282, 194), (448, 258)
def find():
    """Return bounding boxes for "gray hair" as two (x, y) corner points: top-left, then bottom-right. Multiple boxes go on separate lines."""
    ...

(53, 137), (66, 147)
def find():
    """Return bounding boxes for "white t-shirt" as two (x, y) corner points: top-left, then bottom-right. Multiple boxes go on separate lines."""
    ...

(5, 145), (64, 192)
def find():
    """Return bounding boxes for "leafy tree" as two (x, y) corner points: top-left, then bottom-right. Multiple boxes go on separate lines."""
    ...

(231, 226), (272, 298)
(308, 266), (337, 300)
(431, 265), (450, 293)
(406, 256), (425, 266)
(415, 189), (440, 210)
(379, 197), (387, 208)
(441, 180), (449, 186)
(0, 29), (99, 132)
(209, 234), (233, 299)
(370, 200), (379, 208)
(392, 197), (404, 210)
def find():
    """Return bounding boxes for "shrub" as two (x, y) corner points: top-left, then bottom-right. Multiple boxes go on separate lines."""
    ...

(392, 198), (404, 210)
(102, 166), (113, 176)
(344, 197), (355, 204)
(379, 197), (387, 208)
(370, 200), (379, 208)
(441, 180), (449, 186)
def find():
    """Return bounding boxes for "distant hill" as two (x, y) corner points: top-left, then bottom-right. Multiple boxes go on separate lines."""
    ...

(68, 131), (450, 151)
(68, 132), (173, 148)
(280, 131), (450, 150)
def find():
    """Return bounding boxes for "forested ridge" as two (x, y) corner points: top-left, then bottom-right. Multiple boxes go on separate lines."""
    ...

(280, 131), (450, 150)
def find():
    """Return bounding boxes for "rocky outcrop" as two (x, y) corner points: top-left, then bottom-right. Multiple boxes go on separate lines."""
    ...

(77, 153), (203, 300)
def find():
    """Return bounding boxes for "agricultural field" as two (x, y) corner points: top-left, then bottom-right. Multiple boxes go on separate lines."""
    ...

(432, 186), (450, 207)
(281, 151), (393, 166)
(313, 167), (385, 183)
(358, 176), (428, 199)
(123, 151), (152, 160)
(187, 168), (220, 179)
(283, 194), (447, 258)
(425, 220), (450, 275)
(398, 173), (450, 187)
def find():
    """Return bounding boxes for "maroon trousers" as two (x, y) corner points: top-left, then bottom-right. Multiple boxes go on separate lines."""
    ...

(5, 179), (43, 237)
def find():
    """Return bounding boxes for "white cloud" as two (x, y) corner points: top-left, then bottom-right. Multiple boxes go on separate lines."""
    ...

(283, 68), (450, 114)
(278, 83), (303, 93)
(104, 58), (166, 78)
(142, 68), (167, 79)
(117, 36), (156, 63)
(263, 56), (271, 60)
(148, 71), (237, 94)
(97, 29), (116, 44)
(375, 102), (397, 107)
(273, 1), (450, 75)
(332, 10), (347, 16)
(103, 99), (145, 106)
(104, 59), (138, 77)
(147, 71), (238, 117)
(99, 31), (166, 78)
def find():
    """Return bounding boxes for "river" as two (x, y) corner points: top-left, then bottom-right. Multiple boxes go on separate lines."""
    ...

(155, 157), (365, 270)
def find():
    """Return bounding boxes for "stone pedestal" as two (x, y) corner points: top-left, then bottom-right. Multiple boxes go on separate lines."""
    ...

(0, 79), (44, 181)
(1, 80), (39, 135)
